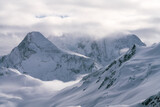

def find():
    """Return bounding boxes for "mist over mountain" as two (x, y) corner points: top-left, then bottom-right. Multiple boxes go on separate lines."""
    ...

(50, 33), (145, 65)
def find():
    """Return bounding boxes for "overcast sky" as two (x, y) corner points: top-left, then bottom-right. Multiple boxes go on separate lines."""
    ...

(0, 0), (160, 55)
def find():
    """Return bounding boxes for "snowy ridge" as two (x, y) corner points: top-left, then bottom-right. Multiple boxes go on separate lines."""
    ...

(50, 33), (145, 65)
(48, 43), (160, 107)
(0, 32), (98, 81)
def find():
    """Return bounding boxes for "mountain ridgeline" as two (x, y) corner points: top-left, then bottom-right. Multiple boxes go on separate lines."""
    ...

(50, 34), (145, 65)
(0, 32), (145, 82)
(49, 42), (160, 107)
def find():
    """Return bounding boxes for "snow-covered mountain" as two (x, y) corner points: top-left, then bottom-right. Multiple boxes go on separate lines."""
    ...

(49, 33), (145, 65)
(0, 32), (98, 81)
(47, 43), (160, 107)
(1, 31), (159, 107)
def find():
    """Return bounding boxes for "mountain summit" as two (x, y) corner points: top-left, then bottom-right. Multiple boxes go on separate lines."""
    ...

(18, 31), (60, 53)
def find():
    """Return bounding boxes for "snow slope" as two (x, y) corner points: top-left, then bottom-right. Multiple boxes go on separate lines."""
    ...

(47, 44), (160, 107)
(0, 32), (98, 82)
(49, 33), (145, 65)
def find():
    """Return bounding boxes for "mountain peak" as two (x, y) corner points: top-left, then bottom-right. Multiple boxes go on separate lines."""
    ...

(18, 31), (59, 53)
(25, 31), (46, 42)
(111, 34), (146, 46)
(22, 31), (51, 46)
(126, 34), (146, 45)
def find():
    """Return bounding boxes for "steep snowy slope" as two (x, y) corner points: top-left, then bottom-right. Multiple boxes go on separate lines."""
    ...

(49, 33), (145, 65)
(0, 32), (98, 81)
(48, 44), (160, 107)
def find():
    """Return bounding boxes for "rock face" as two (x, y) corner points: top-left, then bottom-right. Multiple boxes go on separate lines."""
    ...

(0, 32), (98, 81)
(142, 92), (160, 107)
(50, 34), (145, 65)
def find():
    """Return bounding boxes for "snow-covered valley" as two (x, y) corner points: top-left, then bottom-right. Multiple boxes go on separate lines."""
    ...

(0, 32), (160, 107)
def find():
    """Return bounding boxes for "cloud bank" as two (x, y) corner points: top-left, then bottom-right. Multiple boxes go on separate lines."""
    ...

(0, 0), (160, 55)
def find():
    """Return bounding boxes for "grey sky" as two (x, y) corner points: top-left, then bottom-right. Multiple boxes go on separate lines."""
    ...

(0, 0), (160, 55)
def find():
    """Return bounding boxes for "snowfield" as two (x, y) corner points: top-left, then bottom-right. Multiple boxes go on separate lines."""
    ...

(0, 31), (160, 107)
